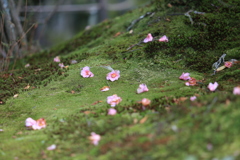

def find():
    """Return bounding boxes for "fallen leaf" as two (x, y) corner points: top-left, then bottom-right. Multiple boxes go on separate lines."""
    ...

(114, 32), (121, 37)
(16, 131), (23, 135)
(84, 111), (95, 115)
(167, 3), (172, 7)
(13, 94), (19, 98)
(35, 68), (42, 71)
(216, 65), (226, 72)
(140, 116), (148, 124)
(24, 84), (30, 89)
(92, 100), (102, 105)
(71, 90), (75, 94)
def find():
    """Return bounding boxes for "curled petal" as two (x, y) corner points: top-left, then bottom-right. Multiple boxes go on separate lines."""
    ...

(81, 66), (94, 78)
(159, 35), (168, 42)
(137, 84), (149, 94)
(143, 33), (153, 43)
(179, 72), (190, 81)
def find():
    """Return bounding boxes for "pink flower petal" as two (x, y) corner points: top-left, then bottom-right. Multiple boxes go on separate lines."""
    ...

(81, 66), (94, 78)
(89, 132), (101, 146)
(233, 86), (240, 95)
(208, 82), (218, 91)
(179, 72), (190, 80)
(106, 70), (120, 81)
(190, 96), (197, 101)
(159, 35), (168, 42)
(137, 84), (149, 94)
(143, 33), (153, 43)
(47, 144), (56, 150)
(108, 108), (117, 115)
(59, 63), (65, 68)
(54, 56), (60, 62)
(25, 118), (36, 127)
(224, 61), (233, 68)
(107, 94), (122, 107)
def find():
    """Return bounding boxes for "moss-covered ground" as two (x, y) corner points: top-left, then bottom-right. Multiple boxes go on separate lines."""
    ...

(1, 0), (240, 159)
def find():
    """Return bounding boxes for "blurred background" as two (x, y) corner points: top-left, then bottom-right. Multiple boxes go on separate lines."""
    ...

(0, 0), (148, 67)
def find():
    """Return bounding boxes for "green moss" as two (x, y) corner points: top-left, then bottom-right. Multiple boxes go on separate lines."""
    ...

(1, 0), (240, 159)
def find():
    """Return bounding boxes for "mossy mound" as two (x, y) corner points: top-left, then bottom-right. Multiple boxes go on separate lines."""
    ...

(0, 0), (240, 159)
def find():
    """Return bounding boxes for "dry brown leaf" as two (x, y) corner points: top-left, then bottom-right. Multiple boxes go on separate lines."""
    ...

(140, 116), (148, 124)
(24, 84), (30, 89)
(114, 32), (121, 37)
(92, 100), (102, 105)
(13, 94), (18, 98)
(71, 90), (75, 94)
(174, 97), (188, 104)
(84, 111), (95, 115)
(167, 3), (172, 7)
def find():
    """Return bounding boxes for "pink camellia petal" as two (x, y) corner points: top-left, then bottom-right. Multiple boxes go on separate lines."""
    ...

(141, 98), (151, 106)
(143, 33), (153, 43)
(89, 132), (101, 146)
(47, 144), (56, 150)
(233, 86), (240, 95)
(159, 35), (168, 42)
(208, 82), (218, 91)
(25, 118), (37, 127)
(59, 63), (65, 69)
(137, 84), (149, 94)
(32, 118), (47, 130)
(54, 56), (60, 62)
(81, 66), (94, 78)
(25, 118), (46, 130)
(185, 77), (197, 86)
(190, 96), (197, 101)
(107, 94), (122, 107)
(108, 108), (117, 115)
(106, 70), (120, 82)
(179, 72), (191, 81)
(224, 61), (233, 68)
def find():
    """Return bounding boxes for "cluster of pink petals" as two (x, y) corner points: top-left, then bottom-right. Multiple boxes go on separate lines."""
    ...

(59, 63), (65, 68)
(81, 66), (94, 78)
(108, 108), (117, 115)
(190, 96), (197, 101)
(107, 94), (122, 107)
(179, 72), (191, 81)
(25, 118), (46, 130)
(224, 61), (233, 68)
(159, 35), (169, 42)
(89, 132), (101, 146)
(208, 82), (218, 91)
(233, 86), (240, 95)
(54, 56), (60, 62)
(137, 84), (149, 94)
(143, 33), (153, 43)
(185, 77), (197, 86)
(106, 70), (120, 81)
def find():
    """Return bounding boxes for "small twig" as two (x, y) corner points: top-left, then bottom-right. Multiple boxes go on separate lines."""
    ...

(212, 53), (226, 75)
(127, 12), (153, 31)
